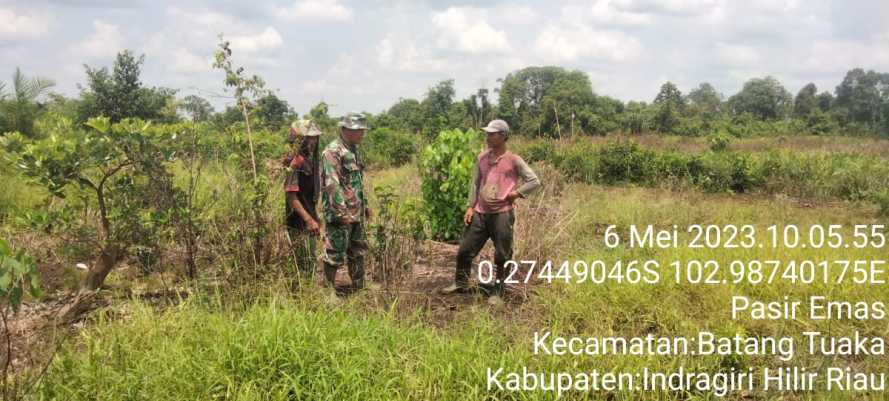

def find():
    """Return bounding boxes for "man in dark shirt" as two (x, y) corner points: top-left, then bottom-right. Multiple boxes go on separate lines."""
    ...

(283, 119), (322, 277)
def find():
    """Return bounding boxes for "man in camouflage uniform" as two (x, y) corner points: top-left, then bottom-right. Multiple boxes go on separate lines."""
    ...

(282, 119), (322, 279)
(320, 113), (377, 295)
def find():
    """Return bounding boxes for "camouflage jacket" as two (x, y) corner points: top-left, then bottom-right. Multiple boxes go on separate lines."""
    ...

(320, 137), (367, 225)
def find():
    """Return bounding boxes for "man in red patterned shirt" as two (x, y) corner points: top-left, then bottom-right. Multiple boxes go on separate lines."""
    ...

(282, 119), (322, 277)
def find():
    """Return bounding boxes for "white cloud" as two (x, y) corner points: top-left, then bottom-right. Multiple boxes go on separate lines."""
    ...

(534, 25), (642, 62)
(0, 8), (49, 38)
(715, 43), (761, 66)
(229, 27), (283, 52)
(301, 79), (330, 95)
(276, 0), (353, 22)
(499, 6), (538, 25)
(613, 0), (722, 16)
(172, 48), (211, 73)
(74, 20), (123, 59)
(431, 7), (512, 54)
(801, 40), (889, 74)
(574, 1), (651, 25)
(376, 33), (447, 72)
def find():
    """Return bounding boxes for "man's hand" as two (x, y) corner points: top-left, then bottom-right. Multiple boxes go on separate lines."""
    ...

(463, 207), (474, 225)
(305, 218), (320, 234)
(339, 215), (354, 225)
(505, 191), (522, 203)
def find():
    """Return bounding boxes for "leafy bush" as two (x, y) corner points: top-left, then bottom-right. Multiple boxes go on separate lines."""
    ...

(419, 129), (478, 241)
(363, 128), (418, 168)
(517, 140), (555, 164)
(553, 142), (598, 183)
(2, 117), (187, 290)
(595, 140), (658, 185)
(708, 131), (731, 152)
(0, 238), (39, 311)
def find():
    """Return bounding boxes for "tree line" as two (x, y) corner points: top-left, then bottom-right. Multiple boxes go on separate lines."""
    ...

(2, 51), (889, 139)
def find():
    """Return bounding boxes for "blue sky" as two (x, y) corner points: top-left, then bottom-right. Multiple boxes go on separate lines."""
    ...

(2, 0), (888, 116)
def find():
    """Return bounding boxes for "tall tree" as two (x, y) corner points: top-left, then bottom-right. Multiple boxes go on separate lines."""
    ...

(687, 82), (722, 115)
(0, 67), (55, 136)
(421, 79), (456, 137)
(833, 68), (889, 130)
(497, 66), (606, 136)
(652, 81), (685, 134)
(79, 50), (177, 122)
(793, 83), (819, 118)
(254, 93), (294, 129)
(816, 91), (834, 113)
(308, 101), (336, 132)
(727, 76), (792, 120)
(463, 88), (493, 129)
(179, 95), (215, 122)
(386, 98), (424, 134)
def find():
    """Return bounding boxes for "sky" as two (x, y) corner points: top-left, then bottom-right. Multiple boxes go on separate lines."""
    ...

(1, 0), (888, 116)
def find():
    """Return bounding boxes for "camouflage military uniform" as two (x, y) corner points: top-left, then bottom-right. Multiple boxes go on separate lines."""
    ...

(320, 135), (369, 288)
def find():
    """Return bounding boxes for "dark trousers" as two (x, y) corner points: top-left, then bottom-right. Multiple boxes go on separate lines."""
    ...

(455, 210), (515, 294)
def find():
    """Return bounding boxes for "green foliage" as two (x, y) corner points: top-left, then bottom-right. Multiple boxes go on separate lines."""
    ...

(708, 131), (731, 152)
(420, 80), (456, 138)
(307, 101), (337, 133)
(420, 129), (478, 241)
(834, 68), (889, 132)
(517, 139), (555, 164)
(595, 140), (659, 184)
(79, 50), (177, 123)
(497, 66), (622, 137)
(363, 127), (418, 168)
(727, 76), (792, 120)
(369, 185), (425, 283)
(556, 142), (599, 183)
(876, 189), (889, 218)
(541, 138), (889, 200)
(652, 81), (685, 134)
(378, 98), (424, 134)
(254, 93), (295, 130)
(0, 67), (55, 137)
(178, 95), (215, 122)
(793, 82), (819, 118)
(37, 296), (519, 401)
(0, 238), (40, 311)
(2, 117), (192, 289)
(687, 82), (723, 116)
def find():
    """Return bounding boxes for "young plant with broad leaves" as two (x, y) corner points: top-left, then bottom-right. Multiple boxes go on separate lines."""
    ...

(420, 128), (479, 241)
(1, 117), (182, 292)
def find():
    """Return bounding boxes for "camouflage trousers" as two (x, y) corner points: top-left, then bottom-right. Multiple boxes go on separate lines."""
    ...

(287, 228), (318, 277)
(322, 222), (368, 288)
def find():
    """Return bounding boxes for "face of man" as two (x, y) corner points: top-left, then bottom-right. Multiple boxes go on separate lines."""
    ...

(303, 136), (319, 148)
(485, 131), (507, 149)
(342, 128), (366, 145)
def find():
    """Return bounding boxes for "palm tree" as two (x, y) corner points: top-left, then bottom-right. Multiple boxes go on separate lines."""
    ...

(0, 67), (55, 136)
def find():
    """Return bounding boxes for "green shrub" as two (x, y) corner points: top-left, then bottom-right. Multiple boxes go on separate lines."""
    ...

(554, 142), (598, 183)
(876, 189), (889, 218)
(0, 238), (40, 310)
(708, 131), (731, 152)
(363, 127), (418, 168)
(419, 129), (478, 241)
(595, 140), (658, 185)
(518, 139), (555, 164)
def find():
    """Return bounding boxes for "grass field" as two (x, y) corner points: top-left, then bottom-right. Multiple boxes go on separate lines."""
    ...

(23, 143), (889, 400)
